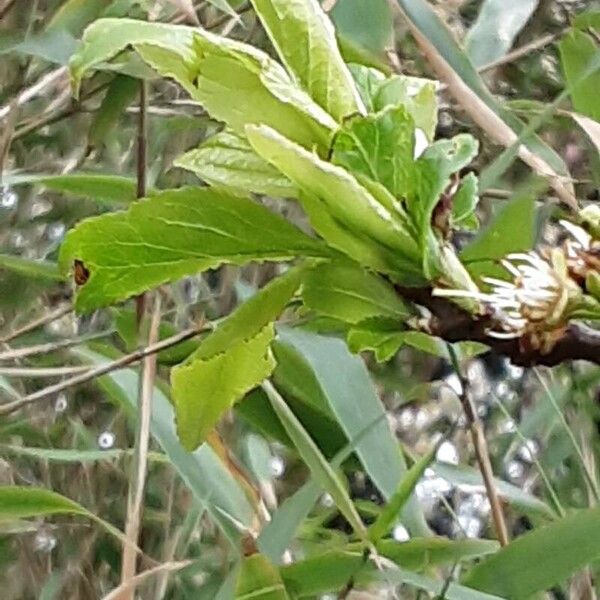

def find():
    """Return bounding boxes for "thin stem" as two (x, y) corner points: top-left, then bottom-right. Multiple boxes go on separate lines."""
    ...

(0, 365), (90, 378)
(0, 330), (113, 361)
(478, 30), (566, 74)
(136, 80), (147, 200)
(0, 304), (72, 344)
(534, 368), (600, 503)
(0, 323), (207, 416)
(120, 294), (161, 598)
(492, 393), (565, 517)
(447, 345), (510, 547)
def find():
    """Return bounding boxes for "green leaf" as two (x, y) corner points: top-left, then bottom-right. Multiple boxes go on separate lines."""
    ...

(69, 19), (198, 94)
(421, 135), (479, 179)
(573, 10), (600, 30)
(88, 75), (139, 148)
(280, 551), (363, 597)
(464, 505), (600, 599)
(296, 191), (413, 279)
(460, 193), (536, 279)
(114, 309), (199, 364)
(377, 567), (505, 600)
(452, 172), (479, 229)
(70, 19), (335, 150)
(375, 537), (500, 571)
(347, 322), (487, 363)
(250, 0), (364, 121)
(276, 328), (429, 535)
(330, 0), (393, 56)
(258, 479), (320, 562)
(280, 548), (504, 598)
(74, 347), (254, 546)
(559, 29), (600, 121)
(59, 187), (329, 311)
(2, 445), (167, 464)
(262, 380), (368, 540)
(375, 76), (438, 141)
(0, 29), (78, 65)
(174, 130), (297, 198)
(465, 0), (537, 68)
(349, 65), (438, 140)
(246, 124), (423, 281)
(257, 408), (385, 562)
(172, 266), (306, 450)
(302, 261), (410, 324)
(173, 328), (275, 452)
(235, 554), (289, 599)
(432, 462), (554, 518)
(347, 317), (407, 362)
(394, 0), (570, 178)
(5, 173), (138, 205)
(0, 486), (126, 544)
(236, 389), (294, 448)
(369, 443), (438, 542)
(0, 255), (61, 282)
(331, 105), (415, 199)
(48, 0), (106, 35)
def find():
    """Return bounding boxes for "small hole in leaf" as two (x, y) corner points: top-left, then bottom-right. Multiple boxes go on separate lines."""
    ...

(73, 259), (90, 286)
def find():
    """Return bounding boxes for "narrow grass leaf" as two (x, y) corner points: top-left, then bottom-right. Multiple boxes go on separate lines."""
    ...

(235, 554), (290, 599)
(276, 327), (429, 535)
(465, 505), (600, 598)
(0, 486), (128, 545)
(0, 255), (61, 281)
(465, 0), (538, 67)
(368, 442), (438, 542)
(262, 380), (368, 539)
(74, 347), (255, 547)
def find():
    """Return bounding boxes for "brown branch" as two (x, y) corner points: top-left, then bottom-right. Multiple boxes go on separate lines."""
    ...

(396, 286), (600, 367)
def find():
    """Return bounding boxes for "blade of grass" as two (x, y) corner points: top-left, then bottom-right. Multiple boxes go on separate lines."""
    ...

(491, 392), (564, 517)
(261, 380), (368, 540)
(534, 368), (600, 503)
(258, 411), (388, 562)
(394, 0), (577, 209)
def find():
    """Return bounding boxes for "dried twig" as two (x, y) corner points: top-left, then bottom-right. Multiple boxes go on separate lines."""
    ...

(0, 67), (68, 121)
(0, 304), (72, 344)
(447, 345), (509, 547)
(0, 324), (206, 416)
(0, 330), (113, 361)
(102, 561), (191, 600)
(0, 365), (90, 378)
(396, 9), (578, 210)
(120, 295), (161, 599)
(478, 30), (567, 74)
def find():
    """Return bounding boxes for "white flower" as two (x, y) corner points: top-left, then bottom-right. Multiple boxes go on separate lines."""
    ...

(434, 250), (576, 341)
(560, 219), (592, 258)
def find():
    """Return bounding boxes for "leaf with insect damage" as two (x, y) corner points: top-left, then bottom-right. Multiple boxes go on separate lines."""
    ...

(59, 187), (329, 312)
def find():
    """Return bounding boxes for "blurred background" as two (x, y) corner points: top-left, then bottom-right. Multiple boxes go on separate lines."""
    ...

(1, 0), (599, 598)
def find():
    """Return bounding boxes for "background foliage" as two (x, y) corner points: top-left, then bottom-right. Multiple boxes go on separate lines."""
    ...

(1, 0), (600, 599)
